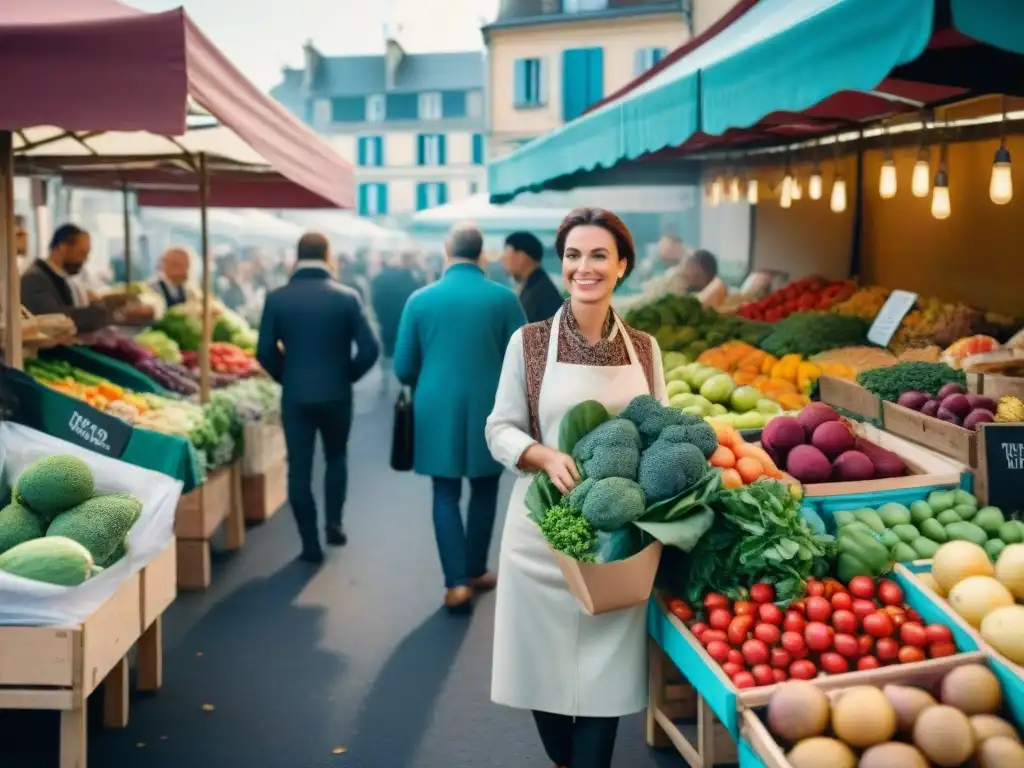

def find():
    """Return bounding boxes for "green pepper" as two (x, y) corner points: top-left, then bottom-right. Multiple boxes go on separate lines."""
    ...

(836, 526), (892, 582)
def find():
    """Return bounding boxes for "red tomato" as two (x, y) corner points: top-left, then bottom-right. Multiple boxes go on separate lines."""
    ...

(900, 622), (928, 649)
(831, 609), (858, 635)
(876, 579), (904, 606)
(820, 652), (849, 674)
(822, 578), (846, 599)
(883, 605), (906, 619)
(733, 601), (757, 617)
(804, 622), (832, 652)
(742, 639), (770, 667)
(852, 599), (877, 619)
(906, 609), (923, 624)
(751, 664), (775, 686)
(709, 608), (733, 631)
(857, 635), (875, 655)
(925, 624), (953, 645)
(788, 600), (806, 615)
(701, 629), (727, 647)
(863, 612), (895, 639)
(758, 603), (783, 625)
(805, 596), (832, 623)
(722, 662), (744, 677)
(732, 671), (756, 689)
(781, 631), (808, 659)
(728, 649), (744, 666)
(848, 576), (876, 600)
(704, 593), (730, 610)
(754, 623), (781, 646)
(832, 633), (860, 659)
(783, 611), (807, 633)
(770, 647), (792, 669)
(671, 604), (694, 622)
(830, 592), (853, 612)
(728, 615), (755, 646)
(876, 637), (900, 662)
(667, 598), (690, 617)
(706, 640), (731, 664)
(898, 646), (926, 664)
(750, 583), (776, 604)
(806, 580), (826, 597)
(772, 668), (788, 683)
(689, 622), (709, 640)
(788, 660), (817, 680)
(857, 655), (881, 671)
(929, 642), (957, 659)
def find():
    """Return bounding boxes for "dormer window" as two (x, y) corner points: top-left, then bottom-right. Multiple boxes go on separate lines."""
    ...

(419, 92), (442, 120)
(366, 94), (386, 122)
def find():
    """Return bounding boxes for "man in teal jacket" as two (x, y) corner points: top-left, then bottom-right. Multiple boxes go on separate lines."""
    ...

(394, 224), (526, 612)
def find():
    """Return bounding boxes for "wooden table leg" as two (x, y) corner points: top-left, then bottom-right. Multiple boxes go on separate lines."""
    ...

(646, 638), (671, 748)
(225, 464), (245, 551)
(60, 707), (87, 768)
(102, 655), (130, 728)
(137, 616), (163, 692)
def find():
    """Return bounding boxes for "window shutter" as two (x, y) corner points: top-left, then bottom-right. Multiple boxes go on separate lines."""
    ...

(417, 135), (425, 166)
(472, 134), (484, 165)
(438, 182), (448, 205)
(562, 50), (587, 121)
(357, 138), (367, 167)
(358, 184), (368, 216)
(537, 59), (548, 106)
(513, 59), (526, 106)
(378, 183), (389, 215)
(416, 183), (426, 211)
(438, 135), (447, 166)
(375, 136), (385, 167)
(586, 48), (604, 110)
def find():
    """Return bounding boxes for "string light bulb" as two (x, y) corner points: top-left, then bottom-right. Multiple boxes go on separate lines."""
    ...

(990, 144), (1013, 205)
(710, 177), (723, 207)
(911, 145), (930, 198)
(746, 178), (759, 205)
(931, 167), (950, 219)
(830, 176), (847, 213)
(790, 176), (803, 200)
(879, 154), (897, 199)
(780, 174), (793, 208)
(808, 166), (823, 200)
(728, 176), (741, 203)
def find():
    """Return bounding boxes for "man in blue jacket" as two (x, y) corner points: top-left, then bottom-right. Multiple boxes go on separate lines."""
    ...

(394, 224), (526, 612)
(257, 233), (380, 563)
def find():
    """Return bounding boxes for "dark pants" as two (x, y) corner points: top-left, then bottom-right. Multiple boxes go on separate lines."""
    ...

(282, 399), (352, 552)
(431, 475), (500, 588)
(532, 711), (619, 768)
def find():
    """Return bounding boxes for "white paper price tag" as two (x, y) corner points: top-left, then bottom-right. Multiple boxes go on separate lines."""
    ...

(867, 289), (919, 348)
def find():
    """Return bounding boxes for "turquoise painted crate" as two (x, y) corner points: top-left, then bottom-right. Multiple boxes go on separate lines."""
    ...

(737, 735), (766, 768)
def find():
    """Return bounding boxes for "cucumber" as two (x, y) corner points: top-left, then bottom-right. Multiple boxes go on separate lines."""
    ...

(920, 518), (948, 543)
(937, 509), (962, 526)
(945, 521), (988, 547)
(954, 503), (978, 521)
(892, 542), (918, 562)
(854, 508), (886, 534)
(892, 524), (920, 544)
(910, 500), (934, 524)
(911, 537), (940, 559)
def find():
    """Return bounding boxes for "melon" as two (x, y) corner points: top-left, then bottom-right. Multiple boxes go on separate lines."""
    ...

(831, 686), (896, 748)
(994, 543), (1024, 599)
(913, 705), (975, 767)
(970, 715), (1021, 744)
(932, 540), (993, 593)
(947, 575), (1015, 628)
(0, 536), (94, 586)
(917, 572), (945, 597)
(766, 681), (830, 743)
(975, 736), (1024, 768)
(786, 737), (855, 768)
(980, 605), (1024, 665)
(940, 664), (1002, 715)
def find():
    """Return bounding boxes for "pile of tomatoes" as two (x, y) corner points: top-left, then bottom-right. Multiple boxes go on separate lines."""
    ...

(666, 576), (959, 690)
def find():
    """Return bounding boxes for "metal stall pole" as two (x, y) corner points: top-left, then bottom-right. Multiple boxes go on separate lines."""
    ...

(198, 153), (212, 403)
(0, 131), (21, 370)
(122, 180), (133, 286)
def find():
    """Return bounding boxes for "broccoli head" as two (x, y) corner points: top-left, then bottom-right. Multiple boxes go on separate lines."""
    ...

(659, 421), (718, 459)
(571, 418), (642, 480)
(638, 429), (709, 503)
(580, 477), (647, 532)
(620, 394), (701, 446)
(567, 477), (597, 510)
(539, 504), (597, 562)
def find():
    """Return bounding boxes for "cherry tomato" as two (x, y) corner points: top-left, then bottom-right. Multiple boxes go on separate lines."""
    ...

(857, 655), (881, 671)
(733, 600), (757, 617)
(668, 599), (693, 622)
(833, 633), (860, 659)
(704, 593), (730, 610)
(890, 613), (907, 630)
(806, 580), (826, 597)
(852, 598), (877, 619)
(742, 639), (770, 667)
(848, 576), (876, 600)
(781, 631), (808, 659)
(758, 603), (783, 625)
(883, 605), (906, 619)
(830, 592), (853, 612)
(831, 608), (858, 635)
(709, 608), (733, 631)
(728, 615), (755, 646)
(906, 609), (923, 624)
(876, 579), (904, 606)
(701, 629), (727, 647)
(706, 640), (731, 664)
(770, 647), (792, 669)
(805, 596), (832, 623)
(783, 611), (807, 634)
(875, 637), (900, 662)
(898, 645), (926, 664)
(804, 621), (832, 652)
(772, 668), (788, 683)
(752, 664), (775, 686)
(754, 623), (781, 647)
(900, 622), (928, 649)
(925, 624), (954, 645)
(929, 641), (957, 659)
(788, 660), (817, 680)
(732, 671), (756, 689)
(862, 611), (895, 639)
(689, 622), (709, 640)
(722, 662), (744, 677)
(822, 578), (846, 599)
(750, 583), (776, 604)
(820, 652), (849, 675)
(788, 599), (806, 615)
(857, 635), (875, 655)
(728, 649), (744, 666)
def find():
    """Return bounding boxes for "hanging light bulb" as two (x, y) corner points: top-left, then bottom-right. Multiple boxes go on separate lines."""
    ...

(879, 153), (897, 199)
(746, 178), (759, 205)
(728, 176), (741, 203)
(931, 167), (950, 219)
(780, 174), (793, 208)
(790, 176), (803, 200)
(808, 166), (823, 200)
(830, 176), (847, 213)
(990, 143), (1013, 205)
(911, 145), (930, 198)
(710, 177), (723, 207)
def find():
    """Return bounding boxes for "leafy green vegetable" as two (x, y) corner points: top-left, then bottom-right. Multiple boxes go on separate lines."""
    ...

(635, 470), (719, 551)
(526, 473), (562, 524)
(558, 400), (610, 454)
(758, 312), (869, 358)
(856, 361), (966, 403)
(539, 504), (597, 562)
(153, 311), (203, 352)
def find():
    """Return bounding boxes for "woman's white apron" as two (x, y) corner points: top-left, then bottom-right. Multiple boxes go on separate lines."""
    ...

(491, 307), (651, 717)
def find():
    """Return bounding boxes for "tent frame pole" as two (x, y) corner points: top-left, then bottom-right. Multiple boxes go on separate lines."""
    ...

(122, 181), (132, 286)
(1, 131), (21, 370)
(198, 153), (212, 403)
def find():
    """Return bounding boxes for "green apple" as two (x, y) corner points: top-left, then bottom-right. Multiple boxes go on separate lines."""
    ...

(729, 385), (761, 413)
(665, 366), (690, 384)
(669, 393), (700, 409)
(699, 373), (735, 405)
(666, 380), (691, 398)
(707, 413), (738, 427)
(734, 410), (766, 430)
(689, 366), (721, 389)
(682, 404), (708, 418)
(709, 403), (728, 416)
(755, 398), (783, 415)
(663, 352), (689, 370)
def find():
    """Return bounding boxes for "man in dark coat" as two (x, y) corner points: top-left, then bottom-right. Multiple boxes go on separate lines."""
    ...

(501, 231), (562, 324)
(257, 232), (380, 563)
(370, 252), (424, 395)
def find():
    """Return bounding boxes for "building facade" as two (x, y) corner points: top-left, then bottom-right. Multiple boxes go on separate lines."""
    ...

(271, 36), (486, 221)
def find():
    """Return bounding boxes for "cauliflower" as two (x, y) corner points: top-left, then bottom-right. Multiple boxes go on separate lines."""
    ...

(580, 476), (647, 532)
(539, 504), (597, 562)
(620, 394), (701, 446)
(572, 418), (642, 481)
(638, 426), (709, 503)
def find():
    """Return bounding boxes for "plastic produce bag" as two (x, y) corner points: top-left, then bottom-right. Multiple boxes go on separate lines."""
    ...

(0, 422), (181, 626)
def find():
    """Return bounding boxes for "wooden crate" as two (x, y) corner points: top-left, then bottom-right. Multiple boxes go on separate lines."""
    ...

(242, 455), (287, 523)
(137, 538), (177, 694)
(175, 463), (245, 590)
(880, 400), (978, 466)
(979, 373), (1024, 399)
(242, 421), (285, 477)
(818, 375), (881, 421)
(0, 572), (154, 768)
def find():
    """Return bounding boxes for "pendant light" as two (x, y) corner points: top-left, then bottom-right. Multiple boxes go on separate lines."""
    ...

(746, 177), (759, 205)
(790, 175), (803, 200)
(931, 134), (950, 220)
(911, 141), (931, 198)
(780, 167), (793, 209)
(879, 129), (897, 199)
(990, 98), (1013, 205)
(728, 173), (742, 203)
(830, 142), (847, 213)
(808, 163), (823, 201)
(709, 177), (722, 207)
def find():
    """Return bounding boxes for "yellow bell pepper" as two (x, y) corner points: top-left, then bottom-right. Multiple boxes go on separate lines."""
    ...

(770, 354), (802, 383)
(796, 362), (822, 394)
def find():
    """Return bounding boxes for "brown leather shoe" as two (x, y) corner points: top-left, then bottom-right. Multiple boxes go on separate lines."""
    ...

(468, 571), (497, 591)
(444, 585), (473, 612)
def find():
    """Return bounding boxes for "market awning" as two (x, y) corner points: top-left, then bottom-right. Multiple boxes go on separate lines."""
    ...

(0, 0), (354, 209)
(488, 0), (1022, 203)
(409, 194), (568, 233)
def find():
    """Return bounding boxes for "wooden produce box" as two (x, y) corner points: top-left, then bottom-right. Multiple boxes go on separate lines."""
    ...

(241, 421), (287, 523)
(881, 400), (978, 466)
(0, 572), (151, 768)
(978, 373), (1024, 399)
(136, 538), (177, 693)
(818, 375), (882, 422)
(175, 462), (245, 590)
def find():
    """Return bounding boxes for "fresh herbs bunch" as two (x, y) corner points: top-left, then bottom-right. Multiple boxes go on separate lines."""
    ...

(856, 361), (966, 403)
(758, 312), (869, 358)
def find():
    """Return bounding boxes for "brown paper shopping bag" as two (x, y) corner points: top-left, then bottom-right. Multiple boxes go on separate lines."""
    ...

(551, 540), (663, 615)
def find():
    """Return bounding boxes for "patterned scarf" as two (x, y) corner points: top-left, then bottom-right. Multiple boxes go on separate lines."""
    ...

(560, 299), (625, 367)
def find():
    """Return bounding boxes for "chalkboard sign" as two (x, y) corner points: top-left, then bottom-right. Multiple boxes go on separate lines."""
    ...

(1, 366), (131, 459)
(983, 423), (1024, 513)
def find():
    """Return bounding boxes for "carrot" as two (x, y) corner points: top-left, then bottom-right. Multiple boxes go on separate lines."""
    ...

(709, 445), (736, 469)
(735, 456), (766, 484)
(721, 468), (744, 489)
(709, 421), (739, 449)
(732, 442), (782, 478)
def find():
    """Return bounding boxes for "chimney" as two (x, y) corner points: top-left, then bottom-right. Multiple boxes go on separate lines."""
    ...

(301, 39), (320, 91)
(383, 0), (405, 90)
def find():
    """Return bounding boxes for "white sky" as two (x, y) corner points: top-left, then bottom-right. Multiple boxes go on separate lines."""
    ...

(126, 0), (500, 91)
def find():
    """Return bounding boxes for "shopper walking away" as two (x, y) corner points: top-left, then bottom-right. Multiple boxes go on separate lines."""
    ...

(371, 252), (423, 396)
(257, 233), (379, 563)
(393, 224), (526, 612)
(485, 208), (667, 768)
(502, 231), (562, 324)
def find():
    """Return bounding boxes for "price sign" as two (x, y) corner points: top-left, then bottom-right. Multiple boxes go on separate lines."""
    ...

(867, 289), (919, 348)
(983, 423), (1024, 513)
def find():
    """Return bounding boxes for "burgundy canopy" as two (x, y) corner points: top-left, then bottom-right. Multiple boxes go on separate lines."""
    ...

(0, 0), (353, 208)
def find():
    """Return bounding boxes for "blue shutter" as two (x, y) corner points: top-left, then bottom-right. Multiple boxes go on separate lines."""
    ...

(513, 59), (527, 107)
(377, 183), (389, 215)
(417, 135), (425, 166)
(472, 134), (484, 165)
(654, 47), (667, 66)
(357, 137), (367, 167)
(437, 182), (448, 205)
(437, 135), (447, 166)
(358, 184), (368, 216)
(586, 48), (604, 111)
(375, 136), (385, 167)
(441, 91), (467, 118)
(416, 183), (426, 211)
(331, 97), (365, 123)
(562, 49), (589, 121)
